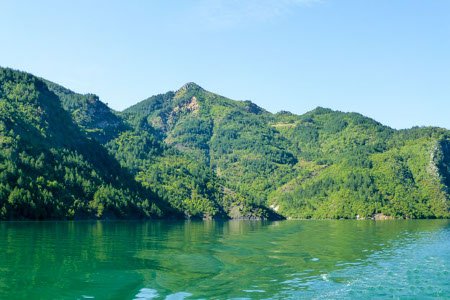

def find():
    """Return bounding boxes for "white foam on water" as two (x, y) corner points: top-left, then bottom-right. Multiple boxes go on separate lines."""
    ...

(134, 288), (159, 300)
(165, 292), (192, 300)
(311, 258), (320, 262)
(243, 289), (266, 293)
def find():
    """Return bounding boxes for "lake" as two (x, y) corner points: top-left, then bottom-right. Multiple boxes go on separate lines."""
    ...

(0, 220), (449, 299)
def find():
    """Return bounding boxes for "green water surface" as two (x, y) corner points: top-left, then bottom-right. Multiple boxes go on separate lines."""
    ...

(0, 220), (449, 299)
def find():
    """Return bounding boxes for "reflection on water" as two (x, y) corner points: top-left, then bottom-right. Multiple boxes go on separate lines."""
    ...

(0, 220), (449, 299)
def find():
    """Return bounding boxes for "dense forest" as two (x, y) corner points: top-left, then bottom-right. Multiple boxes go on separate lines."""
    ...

(0, 68), (168, 219)
(0, 67), (449, 220)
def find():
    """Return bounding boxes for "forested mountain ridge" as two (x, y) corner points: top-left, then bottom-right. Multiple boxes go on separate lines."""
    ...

(269, 111), (450, 218)
(0, 67), (168, 220)
(122, 82), (450, 219)
(0, 67), (448, 220)
(122, 82), (296, 208)
(44, 79), (129, 144)
(49, 80), (279, 219)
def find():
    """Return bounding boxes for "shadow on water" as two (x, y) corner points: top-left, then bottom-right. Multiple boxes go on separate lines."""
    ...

(0, 220), (449, 299)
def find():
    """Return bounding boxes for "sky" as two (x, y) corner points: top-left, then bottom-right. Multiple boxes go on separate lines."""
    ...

(0, 0), (449, 129)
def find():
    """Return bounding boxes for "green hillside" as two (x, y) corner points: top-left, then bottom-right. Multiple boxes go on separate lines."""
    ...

(270, 111), (450, 219)
(122, 83), (296, 203)
(0, 67), (448, 220)
(123, 83), (450, 219)
(0, 67), (166, 220)
(44, 79), (129, 144)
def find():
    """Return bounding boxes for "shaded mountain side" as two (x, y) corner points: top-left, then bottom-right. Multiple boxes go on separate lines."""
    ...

(435, 137), (450, 192)
(0, 67), (168, 220)
(45, 80), (276, 219)
(44, 79), (129, 144)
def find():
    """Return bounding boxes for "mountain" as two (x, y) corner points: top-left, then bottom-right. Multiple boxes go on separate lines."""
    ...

(55, 81), (278, 219)
(122, 83), (450, 219)
(270, 109), (450, 218)
(121, 83), (297, 213)
(0, 67), (168, 220)
(44, 79), (129, 144)
(0, 67), (448, 220)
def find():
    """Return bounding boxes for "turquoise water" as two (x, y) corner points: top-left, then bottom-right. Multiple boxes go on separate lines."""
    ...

(0, 220), (449, 299)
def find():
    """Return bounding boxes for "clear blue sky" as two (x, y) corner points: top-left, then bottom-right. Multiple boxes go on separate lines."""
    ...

(1, 0), (449, 129)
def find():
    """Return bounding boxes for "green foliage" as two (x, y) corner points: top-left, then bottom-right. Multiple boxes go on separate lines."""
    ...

(124, 85), (297, 208)
(1, 68), (449, 220)
(121, 83), (449, 220)
(44, 80), (129, 143)
(106, 127), (224, 218)
(0, 67), (165, 220)
(270, 113), (449, 219)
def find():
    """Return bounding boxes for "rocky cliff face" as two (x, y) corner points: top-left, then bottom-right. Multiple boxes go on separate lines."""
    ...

(435, 139), (450, 193)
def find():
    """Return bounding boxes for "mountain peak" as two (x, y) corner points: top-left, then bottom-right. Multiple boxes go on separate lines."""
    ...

(177, 82), (204, 93)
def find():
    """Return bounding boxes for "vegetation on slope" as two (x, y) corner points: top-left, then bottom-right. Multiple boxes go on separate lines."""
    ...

(0, 68), (165, 220)
(44, 80), (129, 144)
(270, 111), (450, 219)
(123, 85), (449, 219)
(0, 67), (448, 220)
(122, 83), (298, 208)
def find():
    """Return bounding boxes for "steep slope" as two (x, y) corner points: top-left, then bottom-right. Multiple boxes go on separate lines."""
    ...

(435, 137), (450, 190)
(124, 83), (450, 219)
(270, 111), (450, 218)
(117, 83), (283, 219)
(44, 80), (129, 144)
(123, 83), (298, 206)
(1, 68), (448, 220)
(0, 68), (166, 220)
(45, 81), (270, 219)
